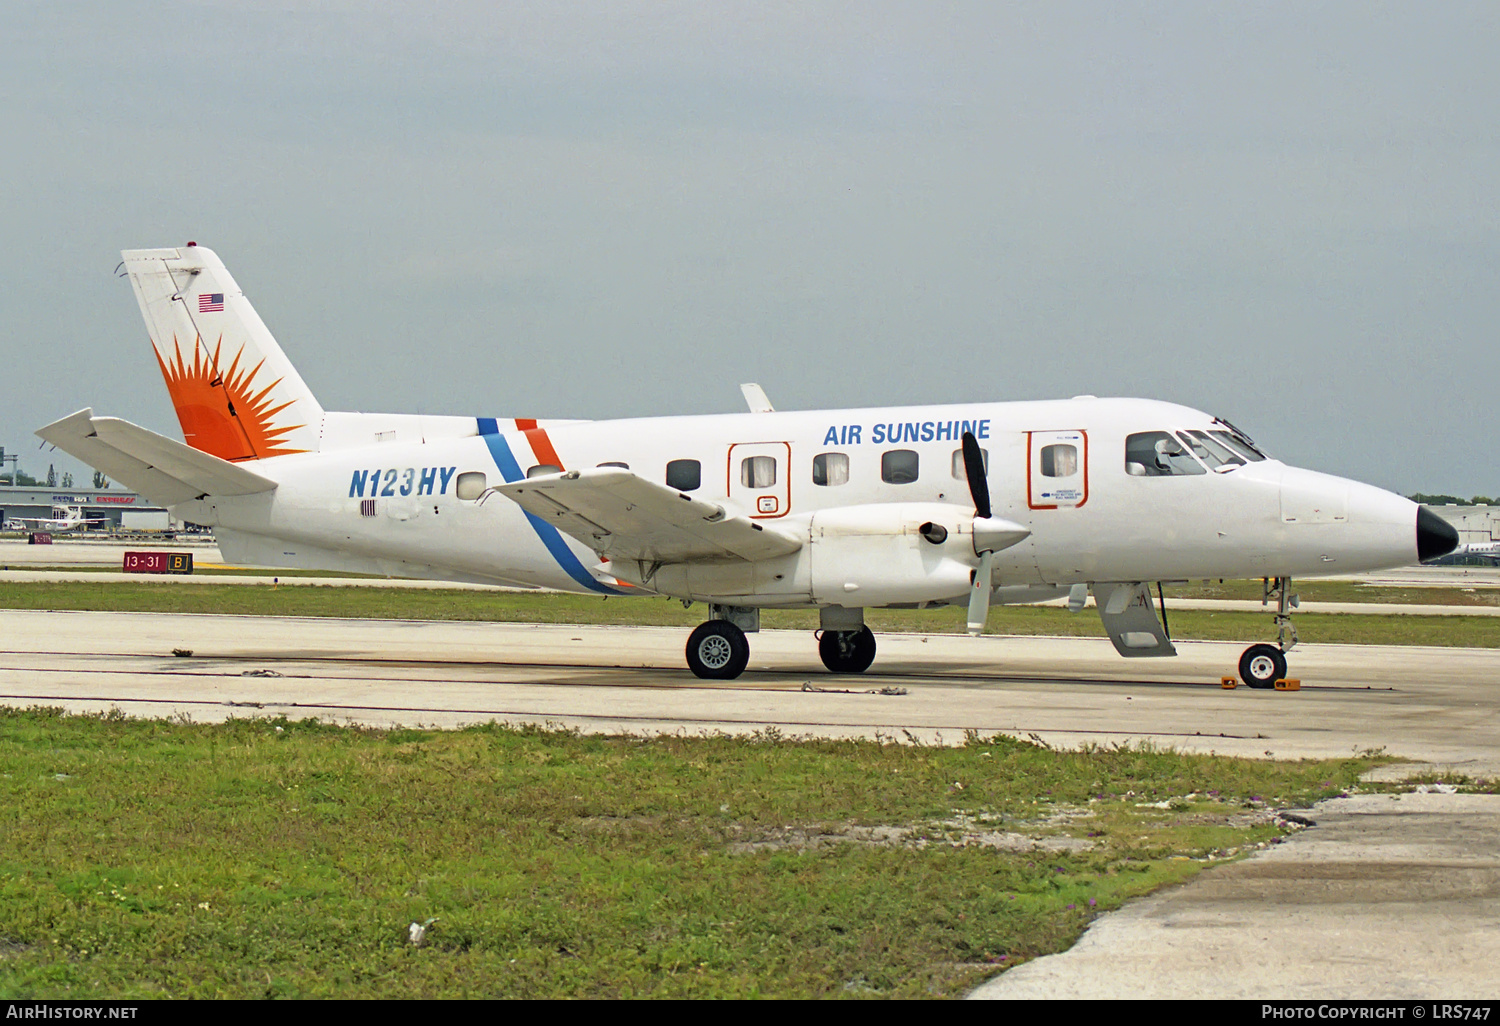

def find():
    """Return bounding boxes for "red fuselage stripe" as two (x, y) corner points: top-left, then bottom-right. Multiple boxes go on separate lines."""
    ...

(524, 428), (563, 470)
(516, 422), (634, 587)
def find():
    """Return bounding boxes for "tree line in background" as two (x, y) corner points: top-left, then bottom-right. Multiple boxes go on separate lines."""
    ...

(0, 462), (110, 490)
(1410, 493), (1497, 506)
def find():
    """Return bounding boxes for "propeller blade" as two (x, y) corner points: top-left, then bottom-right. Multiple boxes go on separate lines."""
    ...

(966, 549), (996, 635)
(961, 431), (991, 521)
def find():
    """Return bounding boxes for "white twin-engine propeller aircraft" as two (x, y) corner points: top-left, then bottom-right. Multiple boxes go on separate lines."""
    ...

(40, 244), (1459, 687)
(9, 505), (108, 533)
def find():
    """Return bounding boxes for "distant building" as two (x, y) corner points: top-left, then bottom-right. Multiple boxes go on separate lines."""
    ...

(0, 485), (169, 531)
(1426, 504), (1500, 565)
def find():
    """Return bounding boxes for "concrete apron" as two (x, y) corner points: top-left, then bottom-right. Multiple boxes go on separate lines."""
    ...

(969, 791), (1500, 999)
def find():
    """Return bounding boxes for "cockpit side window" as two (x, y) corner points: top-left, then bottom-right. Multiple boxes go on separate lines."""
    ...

(1126, 431), (1206, 477)
(1177, 430), (1245, 472)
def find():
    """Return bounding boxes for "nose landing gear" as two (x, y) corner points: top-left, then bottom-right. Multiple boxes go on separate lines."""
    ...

(1240, 576), (1297, 689)
(1238, 642), (1288, 689)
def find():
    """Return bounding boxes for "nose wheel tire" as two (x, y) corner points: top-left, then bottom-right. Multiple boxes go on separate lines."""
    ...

(818, 626), (877, 674)
(686, 620), (750, 680)
(1239, 643), (1288, 690)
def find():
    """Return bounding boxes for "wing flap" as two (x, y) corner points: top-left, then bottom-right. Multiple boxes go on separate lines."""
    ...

(37, 409), (277, 507)
(496, 467), (802, 563)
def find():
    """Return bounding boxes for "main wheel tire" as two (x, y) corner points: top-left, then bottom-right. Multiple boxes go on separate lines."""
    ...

(818, 626), (877, 674)
(1239, 643), (1288, 690)
(686, 620), (750, 680)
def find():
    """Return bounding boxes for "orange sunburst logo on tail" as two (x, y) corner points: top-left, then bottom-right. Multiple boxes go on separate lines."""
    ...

(154, 336), (307, 461)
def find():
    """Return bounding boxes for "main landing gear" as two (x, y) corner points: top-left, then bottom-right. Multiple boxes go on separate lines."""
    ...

(818, 626), (876, 674)
(683, 605), (878, 680)
(685, 620), (750, 680)
(685, 605), (757, 680)
(1239, 576), (1297, 689)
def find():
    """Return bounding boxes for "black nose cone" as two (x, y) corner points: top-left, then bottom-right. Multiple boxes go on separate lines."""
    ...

(1417, 506), (1460, 562)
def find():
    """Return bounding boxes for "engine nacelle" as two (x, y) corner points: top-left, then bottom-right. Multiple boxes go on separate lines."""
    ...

(809, 502), (988, 607)
(609, 502), (1031, 608)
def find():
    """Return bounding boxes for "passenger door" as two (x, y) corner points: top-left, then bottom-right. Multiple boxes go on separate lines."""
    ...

(1028, 430), (1088, 509)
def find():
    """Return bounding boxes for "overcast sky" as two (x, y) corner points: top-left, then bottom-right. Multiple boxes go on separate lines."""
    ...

(3, 1), (1496, 495)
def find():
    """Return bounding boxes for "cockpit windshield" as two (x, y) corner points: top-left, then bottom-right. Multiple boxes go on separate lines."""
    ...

(1127, 420), (1271, 478)
(1209, 418), (1269, 461)
(1177, 430), (1246, 472)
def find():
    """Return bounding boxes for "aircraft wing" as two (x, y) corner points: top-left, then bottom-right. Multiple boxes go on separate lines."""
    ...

(495, 467), (803, 563)
(36, 409), (277, 507)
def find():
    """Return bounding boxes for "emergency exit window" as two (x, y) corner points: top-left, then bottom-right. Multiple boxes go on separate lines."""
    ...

(1040, 444), (1078, 478)
(740, 455), (777, 489)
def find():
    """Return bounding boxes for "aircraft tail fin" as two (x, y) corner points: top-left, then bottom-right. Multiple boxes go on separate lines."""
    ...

(37, 408), (277, 508)
(121, 245), (325, 461)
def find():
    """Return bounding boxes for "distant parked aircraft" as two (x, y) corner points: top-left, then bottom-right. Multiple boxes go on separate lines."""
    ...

(9, 505), (108, 533)
(1449, 541), (1500, 565)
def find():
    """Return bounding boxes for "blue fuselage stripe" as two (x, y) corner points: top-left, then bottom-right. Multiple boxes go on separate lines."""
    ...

(477, 427), (623, 595)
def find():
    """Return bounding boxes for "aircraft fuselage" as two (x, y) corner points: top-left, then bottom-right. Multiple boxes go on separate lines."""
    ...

(175, 396), (1423, 606)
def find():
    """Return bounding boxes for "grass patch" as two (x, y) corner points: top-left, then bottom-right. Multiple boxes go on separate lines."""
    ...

(1163, 580), (1500, 607)
(9, 565), (379, 579)
(0, 582), (1493, 647)
(0, 708), (1378, 999)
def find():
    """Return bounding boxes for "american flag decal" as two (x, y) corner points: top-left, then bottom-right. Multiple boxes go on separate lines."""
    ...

(198, 293), (224, 312)
(360, 499), (377, 517)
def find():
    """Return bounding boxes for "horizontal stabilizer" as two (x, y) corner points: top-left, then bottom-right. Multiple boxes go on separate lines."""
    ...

(36, 409), (277, 507)
(496, 466), (803, 564)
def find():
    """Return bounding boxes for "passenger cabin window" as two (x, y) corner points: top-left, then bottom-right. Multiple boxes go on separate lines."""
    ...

(526, 464), (561, 478)
(1125, 432), (1205, 477)
(812, 452), (849, 486)
(455, 471), (487, 500)
(597, 461), (630, 470)
(1040, 443), (1078, 478)
(950, 448), (989, 479)
(1176, 431), (1245, 472)
(666, 459), (701, 492)
(882, 449), (919, 485)
(740, 455), (777, 489)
